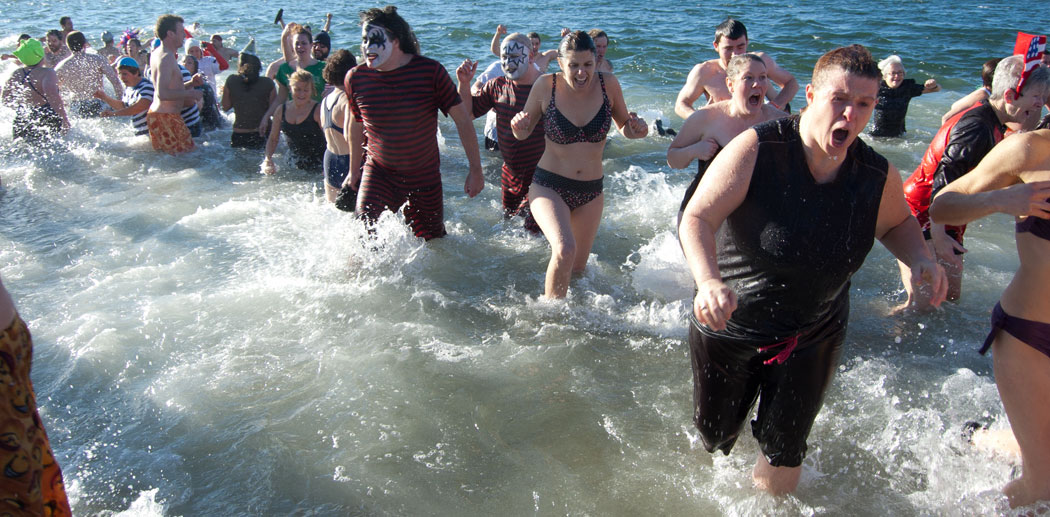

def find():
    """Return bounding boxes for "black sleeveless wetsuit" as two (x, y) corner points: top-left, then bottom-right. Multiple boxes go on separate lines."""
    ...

(11, 67), (62, 143)
(281, 102), (326, 170)
(687, 115), (889, 467)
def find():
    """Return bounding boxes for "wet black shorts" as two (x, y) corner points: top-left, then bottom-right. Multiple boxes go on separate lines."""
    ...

(688, 299), (847, 467)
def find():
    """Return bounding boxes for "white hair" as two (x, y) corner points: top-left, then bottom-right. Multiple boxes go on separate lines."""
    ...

(877, 54), (903, 72)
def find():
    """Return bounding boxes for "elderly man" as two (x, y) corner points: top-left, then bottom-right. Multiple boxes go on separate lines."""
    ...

(675, 18), (797, 119)
(55, 31), (122, 117)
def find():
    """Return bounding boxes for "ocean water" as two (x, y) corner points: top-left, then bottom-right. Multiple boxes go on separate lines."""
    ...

(1, 0), (1049, 514)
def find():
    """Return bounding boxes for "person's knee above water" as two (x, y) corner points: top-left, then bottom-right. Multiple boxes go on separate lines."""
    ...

(509, 30), (647, 298)
(678, 44), (946, 495)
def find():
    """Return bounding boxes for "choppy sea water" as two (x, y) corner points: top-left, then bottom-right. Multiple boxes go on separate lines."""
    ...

(1, 0), (1049, 514)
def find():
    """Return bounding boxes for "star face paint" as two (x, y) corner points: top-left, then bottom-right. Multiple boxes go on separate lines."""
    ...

(500, 40), (530, 80)
(361, 24), (393, 69)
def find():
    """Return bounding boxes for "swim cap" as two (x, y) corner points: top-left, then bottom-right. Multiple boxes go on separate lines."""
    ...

(102, 30), (114, 42)
(314, 32), (331, 48)
(12, 38), (45, 66)
(116, 56), (139, 69)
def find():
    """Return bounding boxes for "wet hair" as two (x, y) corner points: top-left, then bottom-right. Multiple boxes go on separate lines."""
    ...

(714, 18), (748, 44)
(66, 31), (86, 52)
(527, 32), (540, 42)
(211, 34), (222, 43)
(877, 54), (903, 73)
(991, 54), (1050, 100)
(291, 24), (313, 44)
(587, 29), (608, 42)
(290, 69), (316, 97)
(237, 52), (262, 86)
(59, 17), (72, 28)
(558, 30), (596, 57)
(323, 49), (356, 86)
(46, 29), (62, 42)
(726, 53), (765, 80)
(155, 14), (184, 41)
(182, 54), (198, 75)
(981, 58), (1000, 89)
(360, 6), (419, 55)
(811, 44), (880, 89)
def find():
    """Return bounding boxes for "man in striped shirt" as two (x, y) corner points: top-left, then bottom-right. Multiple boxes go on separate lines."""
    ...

(456, 32), (545, 217)
(96, 57), (153, 136)
(343, 6), (483, 240)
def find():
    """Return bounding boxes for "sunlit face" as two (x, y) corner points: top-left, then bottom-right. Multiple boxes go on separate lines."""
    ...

(714, 35), (748, 67)
(126, 39), (141, 57)
(187, 45), (203, 60)
(1004, 83), (1049, 124)
(804, 68), (878, 157)
(312, 42), (329, 61)
(882, 63), (905, 89)
(174, 22), (186, 47)
(729, 60), (769, 113)
(500, 39), (531, 80)
(117, 68), (140, 87)
(293, 33), (311, 58)
(530, 37), (541, 53)
(211, 35), (222, 46)
(291, 79), (313, 101)
(592, 36), (608, 61)
(361, 24), (393, 69)
(46, 34), (61, 52)
(560, 49), (596, 90)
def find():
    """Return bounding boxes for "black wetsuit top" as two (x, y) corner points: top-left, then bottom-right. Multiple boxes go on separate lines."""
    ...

(678, 146), (723, 212)
(701, 115), (889, 342)
(870, 79), (925, 137)
(929, 101), (1005, 199)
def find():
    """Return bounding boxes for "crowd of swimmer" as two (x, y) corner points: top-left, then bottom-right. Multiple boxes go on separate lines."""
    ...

(3, 6), (1050, 512)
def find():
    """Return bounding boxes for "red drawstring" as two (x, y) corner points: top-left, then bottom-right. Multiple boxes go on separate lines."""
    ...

(758, 335), (799, 365)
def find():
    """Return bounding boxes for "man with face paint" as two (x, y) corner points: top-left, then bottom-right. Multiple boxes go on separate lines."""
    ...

(675, 18), (798, 120)
(458, 32), (546, 217)
(488, 26), (559, 73)
(343, 6), (484, 240)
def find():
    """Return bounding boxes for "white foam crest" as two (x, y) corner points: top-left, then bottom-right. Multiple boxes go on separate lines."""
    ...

(110, 488), (166, 517)
(625, 229), (692, 301)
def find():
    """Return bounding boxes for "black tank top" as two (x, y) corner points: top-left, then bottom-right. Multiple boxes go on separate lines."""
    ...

(705, 115), (889, 341)
(282, 102), (326, 169)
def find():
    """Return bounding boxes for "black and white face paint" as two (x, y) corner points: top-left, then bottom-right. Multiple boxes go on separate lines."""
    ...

(500, 39), (529, 80)
(361, 24), (393, 69)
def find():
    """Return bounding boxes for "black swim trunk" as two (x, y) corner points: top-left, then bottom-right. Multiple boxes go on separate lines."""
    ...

(688, 297), (847, 467)
(231, 132), (265, 150)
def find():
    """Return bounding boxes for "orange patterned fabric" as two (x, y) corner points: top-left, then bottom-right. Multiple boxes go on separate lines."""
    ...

(147, 111), (195, 155)
(0, 315), (71, 517)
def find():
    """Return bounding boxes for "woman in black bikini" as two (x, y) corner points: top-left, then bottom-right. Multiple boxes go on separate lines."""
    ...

(930, 129), (1050, 509)
(1, 38), (69, 143)
(510, 31), (647, 298)
(263, 70), (326, 173)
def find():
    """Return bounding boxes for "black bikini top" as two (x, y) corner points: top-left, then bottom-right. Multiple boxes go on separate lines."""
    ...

(1017, 213), (1050, 241)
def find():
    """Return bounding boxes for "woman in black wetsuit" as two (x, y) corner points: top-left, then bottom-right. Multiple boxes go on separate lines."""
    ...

(262, 69), (326, 173)
(870, 54), (940, 137)
(679, 45), (947, 495)
(1, 38), (69, 143)
(930, 130), (1050, 509)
